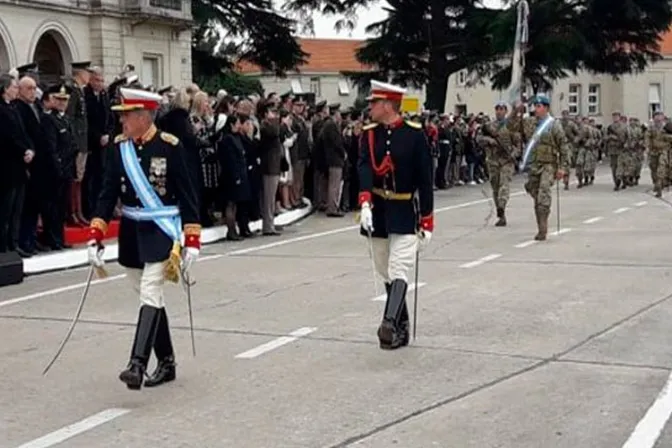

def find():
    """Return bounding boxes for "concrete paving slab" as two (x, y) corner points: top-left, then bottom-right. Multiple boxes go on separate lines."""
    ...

(347, 362), (666, 448)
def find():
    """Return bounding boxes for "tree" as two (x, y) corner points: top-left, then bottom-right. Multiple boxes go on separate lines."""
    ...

(191, 0), (308, 78)
(287, 0), (672, 112)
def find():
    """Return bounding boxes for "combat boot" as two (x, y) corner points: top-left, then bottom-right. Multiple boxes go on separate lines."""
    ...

(563, 174), (569, 190)
(614, 179), (621, 191)
(577, 177), (583, 189)
(534, 209), (548, 241)
(635, 176), (640, 186)
(495, 208), (507, 227)
(589, 175), (595, 185)
(145, 308), (176, 388)
(119, 305), (161, 390)
(378, 279), (408, 350)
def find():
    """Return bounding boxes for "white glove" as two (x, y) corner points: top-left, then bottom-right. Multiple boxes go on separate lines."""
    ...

(86, 240), (105, 267)
(418, 231), (432, 252)
(360, 202), (373, 232)
(181, 247), (200, 276)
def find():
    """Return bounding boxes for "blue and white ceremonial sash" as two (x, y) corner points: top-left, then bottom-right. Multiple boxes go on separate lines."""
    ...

(119, 140), (182, 243)
(519, 115), (554, 171)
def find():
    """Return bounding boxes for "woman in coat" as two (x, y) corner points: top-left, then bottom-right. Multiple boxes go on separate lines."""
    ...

(217, 114), (251, 240)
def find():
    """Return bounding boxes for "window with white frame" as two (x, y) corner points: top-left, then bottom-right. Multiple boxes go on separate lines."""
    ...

(456, 70), (466, 86)
(568, 84), (581, 115)
(587, 84), (600, 115)
(338, 79), (350, 96)
(290, 79), (304, 94)
(142, 54), (162, 87)
(308, 77), (320, 96)
(649, 83), (662, 119)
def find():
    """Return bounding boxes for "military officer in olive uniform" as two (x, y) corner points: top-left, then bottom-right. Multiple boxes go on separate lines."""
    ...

(358, 80), (434, 350)
(476, 101), (518, 226)
(66, 61), (93, 226)
(87, 88), (201, 390)
(559, 110), (579, 190)
(511, 95), (570, 241)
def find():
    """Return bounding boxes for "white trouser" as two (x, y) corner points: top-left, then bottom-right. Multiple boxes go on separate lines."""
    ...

(126, 262), (166, 308)
(371, 234), (418, 283)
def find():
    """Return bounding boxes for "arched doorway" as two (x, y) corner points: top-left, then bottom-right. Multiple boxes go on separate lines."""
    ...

(0, 35), (10, 73)
(33, 31), (68, 85)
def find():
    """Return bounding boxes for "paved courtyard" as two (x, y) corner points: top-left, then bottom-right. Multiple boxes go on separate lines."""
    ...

(3, 169), (672, 448)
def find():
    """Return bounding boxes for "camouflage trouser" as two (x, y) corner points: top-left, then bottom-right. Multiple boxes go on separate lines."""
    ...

(570, 146), (579, 168)
(489, 162), (515, 209)
(618, 151), (637, 179)
(575, 147), (587, 178)
(635, 150), (644, 177)
(584, 148), (598, 175)
(610, 153), (620, 184)
(656, 149), (672, 189)
(650, 152), (661, 191)
(524, 163), (555, 216)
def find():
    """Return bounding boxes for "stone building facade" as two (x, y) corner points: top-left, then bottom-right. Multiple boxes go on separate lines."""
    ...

(0, 0), (192, 87)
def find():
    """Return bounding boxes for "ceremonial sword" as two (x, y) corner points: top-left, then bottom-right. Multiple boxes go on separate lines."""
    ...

(179, 267), (197, 357)
(43, 265), (102, 375)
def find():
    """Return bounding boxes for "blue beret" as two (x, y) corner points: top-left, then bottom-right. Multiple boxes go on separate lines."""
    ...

(533, 95), (550, 106)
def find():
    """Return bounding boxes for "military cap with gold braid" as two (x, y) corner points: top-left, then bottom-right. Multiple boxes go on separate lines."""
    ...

(111, 87), (163, 112)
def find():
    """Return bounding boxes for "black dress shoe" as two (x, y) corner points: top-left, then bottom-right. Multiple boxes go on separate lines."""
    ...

(144, 357), (176, 387)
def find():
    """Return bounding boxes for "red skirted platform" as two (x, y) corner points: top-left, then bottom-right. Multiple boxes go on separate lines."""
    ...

(64, 220), (120, 246)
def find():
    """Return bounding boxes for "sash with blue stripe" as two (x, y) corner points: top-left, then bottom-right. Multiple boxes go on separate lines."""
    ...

(119, 140), (182, 244)
(519, 115), (555, 171)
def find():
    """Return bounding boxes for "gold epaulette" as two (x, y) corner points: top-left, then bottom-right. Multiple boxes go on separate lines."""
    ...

(405, 120), (422, 129)
(160, 132), (180, 146)
(114, 134), (127, 144)
(363, 123), (378, 131)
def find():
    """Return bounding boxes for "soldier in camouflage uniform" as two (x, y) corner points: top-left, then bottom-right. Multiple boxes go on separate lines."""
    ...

(574, 117), (593, 188)
(647, 111), (668, 197)
(655, 119), (672, 196)
(628, 117), (645, 185)
(560, 110), (580, 190)
(476, 101), (518, 226)
(510, 95), (570, 241)
(583, 118), (600, 184)
(605, 111), (629, 190)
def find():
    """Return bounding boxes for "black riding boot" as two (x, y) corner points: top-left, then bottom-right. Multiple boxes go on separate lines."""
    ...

(378, 279), (409, 350)
(385, 282), (410, 347)
(119, 305), (161, 390)
(144, 308), (176, 388)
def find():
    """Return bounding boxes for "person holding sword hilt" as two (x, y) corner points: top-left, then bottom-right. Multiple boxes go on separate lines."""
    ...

(357, 80), (434, 350)
(510, 95), (570, 241)
(87, 87), (201, 390)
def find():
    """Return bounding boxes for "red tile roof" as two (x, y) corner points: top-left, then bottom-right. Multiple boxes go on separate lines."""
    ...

(237, 38), (373, 74)
(660, 29), (672, 55)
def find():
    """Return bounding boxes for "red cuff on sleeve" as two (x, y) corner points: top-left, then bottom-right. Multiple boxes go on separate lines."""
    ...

(358, 191), (371, 206)
(420, 214), (434, 232)
(89, 227), (104, 243)
(184, 234), (201, 249)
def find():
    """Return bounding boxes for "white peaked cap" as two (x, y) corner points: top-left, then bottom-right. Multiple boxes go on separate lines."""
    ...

(111, 87), (163, 111)
(367, 80), (407, 101)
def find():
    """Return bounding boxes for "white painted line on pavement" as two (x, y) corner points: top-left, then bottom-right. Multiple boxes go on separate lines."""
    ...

(15, 408), (130, 448)
(549, 228), (572, 236)
(583, 216), (603, 224)
(0, 274), (127, 309)
(372, 282), (427, 301)
(3, 193), (525, 308)
(614, 207), (631, 214)
(634, 201), (648, 207)
(621, 371), (672, 448)
(514, 240), (537, 248)
(235, 327), (317, 359)
(459, 253), (502, 268)
(229, 193), (524, 256)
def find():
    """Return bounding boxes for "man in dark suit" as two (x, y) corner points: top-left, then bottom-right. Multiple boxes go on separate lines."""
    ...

(14, 74), (47, 256)
(84, 66), (113, 218)
(0, 74), (33, 254)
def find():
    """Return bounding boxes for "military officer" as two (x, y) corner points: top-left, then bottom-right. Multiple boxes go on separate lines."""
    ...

(559, 110), (580, 190)
(511, 95), (570, 241)
(629, 117), (645, 185)
(647, 111), (669, 196)
(42, 84), (77, 249)
(358, 80), (434, 350)
(87, 87), (201, 390)
(605, 111), (629, 190)
(476, 101), (517, 226)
